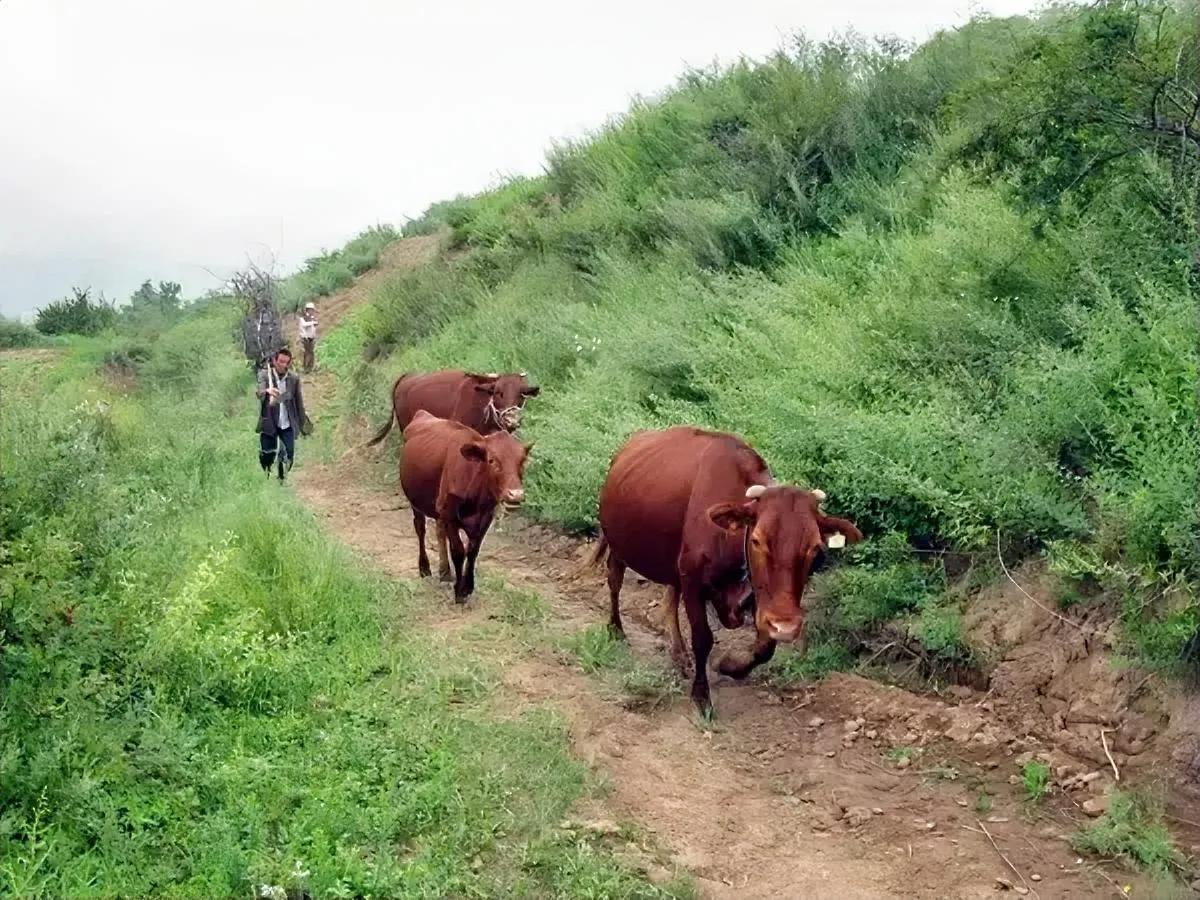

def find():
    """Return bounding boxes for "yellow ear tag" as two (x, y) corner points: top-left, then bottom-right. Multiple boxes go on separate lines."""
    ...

(827, 533), (846, 550)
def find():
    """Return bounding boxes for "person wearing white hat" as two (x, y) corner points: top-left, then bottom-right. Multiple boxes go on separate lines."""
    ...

(298, 302), (318, 372)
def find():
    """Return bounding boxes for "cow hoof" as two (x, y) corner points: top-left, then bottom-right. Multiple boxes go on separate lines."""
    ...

(607, 622), (627, 641)
(418, 565), (431, 578)
(693, 699), (716, 724)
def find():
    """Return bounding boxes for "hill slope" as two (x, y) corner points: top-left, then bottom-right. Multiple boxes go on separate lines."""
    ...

(342, 3), (1198, 677)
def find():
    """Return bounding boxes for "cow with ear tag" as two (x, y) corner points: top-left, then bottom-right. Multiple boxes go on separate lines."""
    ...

(592, 425), (863, 715)
(399, 410), (533, 602)
(366, 369), (540, 447)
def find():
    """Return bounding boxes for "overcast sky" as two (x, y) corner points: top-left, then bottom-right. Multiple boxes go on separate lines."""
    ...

(0, 0), (1041, 319)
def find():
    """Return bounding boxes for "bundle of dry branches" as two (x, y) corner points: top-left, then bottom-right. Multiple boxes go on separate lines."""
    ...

(231, 262), (284, 369)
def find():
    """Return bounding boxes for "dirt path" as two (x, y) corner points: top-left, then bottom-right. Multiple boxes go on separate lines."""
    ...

(297, 453), (1154, 899)
(289, 237), (1166, 899)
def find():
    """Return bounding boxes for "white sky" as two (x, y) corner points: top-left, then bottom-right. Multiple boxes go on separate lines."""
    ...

(0, 0), (1040, 319)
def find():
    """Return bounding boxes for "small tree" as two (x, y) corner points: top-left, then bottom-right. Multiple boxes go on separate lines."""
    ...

(128, 279), (182, 318)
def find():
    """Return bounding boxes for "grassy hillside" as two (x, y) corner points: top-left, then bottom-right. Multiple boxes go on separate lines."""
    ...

(343, 3), (1199, 671)
(0, 312), (687, 897)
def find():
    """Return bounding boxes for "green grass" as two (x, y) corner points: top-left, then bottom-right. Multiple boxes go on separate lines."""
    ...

(1072, 791), (1181, 876)
(765, 640), (854, 686)
(0, 307), (688, 898)
(563, 626), (681, 711)
(493, 582), (552, 628)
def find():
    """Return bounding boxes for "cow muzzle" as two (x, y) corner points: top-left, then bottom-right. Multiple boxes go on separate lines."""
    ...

(763, 613), (804, 643)
(502, 488), (525, 508)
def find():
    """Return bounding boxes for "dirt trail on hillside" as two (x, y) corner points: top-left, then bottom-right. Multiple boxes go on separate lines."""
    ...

(283, 234), (442, 342)
(290, 238), (1175, 899)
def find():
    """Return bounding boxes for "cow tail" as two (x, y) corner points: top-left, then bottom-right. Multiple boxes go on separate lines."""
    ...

(365, 372), (411, 447)
(587, 533), (609, 569)
(572, 532), (609, 580)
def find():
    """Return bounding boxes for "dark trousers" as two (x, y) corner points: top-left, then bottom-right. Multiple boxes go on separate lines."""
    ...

(259, 427), (295, 478)
(301, 338), (315, 372)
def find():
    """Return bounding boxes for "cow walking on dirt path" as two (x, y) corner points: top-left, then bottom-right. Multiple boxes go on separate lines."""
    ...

(398, 411), (532, 602)
(366, 369), (539, 447)
(593, 426), (862, 715)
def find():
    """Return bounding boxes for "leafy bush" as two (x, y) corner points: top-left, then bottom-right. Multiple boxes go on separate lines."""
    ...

(0, 316), (40, 348)
(34, 287), (116, 336)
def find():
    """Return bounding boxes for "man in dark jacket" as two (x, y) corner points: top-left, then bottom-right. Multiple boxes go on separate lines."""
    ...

(256, 347), (310, 480)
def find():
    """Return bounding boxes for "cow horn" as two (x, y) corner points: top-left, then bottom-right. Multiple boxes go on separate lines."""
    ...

(812, 489), (826, 503)
(745, 484), (767, 500)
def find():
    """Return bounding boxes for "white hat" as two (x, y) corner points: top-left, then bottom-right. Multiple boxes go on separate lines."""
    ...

(304, 302), (316, 310)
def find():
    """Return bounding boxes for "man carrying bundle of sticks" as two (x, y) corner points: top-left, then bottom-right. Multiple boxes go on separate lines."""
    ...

(255, 347), (312, 481)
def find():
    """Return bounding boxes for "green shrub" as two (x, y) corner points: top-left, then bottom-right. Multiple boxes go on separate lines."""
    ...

(35, 288), (116, 336)
(1073, 791), (1180, 874)
(0, 316), (40, 348)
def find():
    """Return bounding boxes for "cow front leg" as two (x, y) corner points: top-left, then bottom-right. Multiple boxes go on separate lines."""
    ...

(717, 634), (778, 680)
(461, 531), (483, 599)
(413, 510), (431, 577)
(681, 581), (714, 716)
(436, 520), (452, 582)
(446, 526), (468, 603)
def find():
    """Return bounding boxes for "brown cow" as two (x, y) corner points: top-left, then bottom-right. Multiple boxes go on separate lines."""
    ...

(399, 410), (532, 601)
(593, 426), (862, 715)
(367, 369), (539, 447)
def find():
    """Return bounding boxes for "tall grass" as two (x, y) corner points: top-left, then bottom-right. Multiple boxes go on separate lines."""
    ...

(346, 3), (1199, 669)
(0, 308), (686, 898)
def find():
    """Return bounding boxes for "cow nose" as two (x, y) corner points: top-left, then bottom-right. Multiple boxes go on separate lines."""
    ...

(503, 488), (525, 506)
(765, 615), (803, 643)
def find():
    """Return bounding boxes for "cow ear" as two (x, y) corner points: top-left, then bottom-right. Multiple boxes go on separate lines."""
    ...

(521, 385), (540, 397)
(460, 441), (487, 462)
(818, 515), (863, 547)
(474, 382), (497, 394)
(708, 501), (757, 533)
